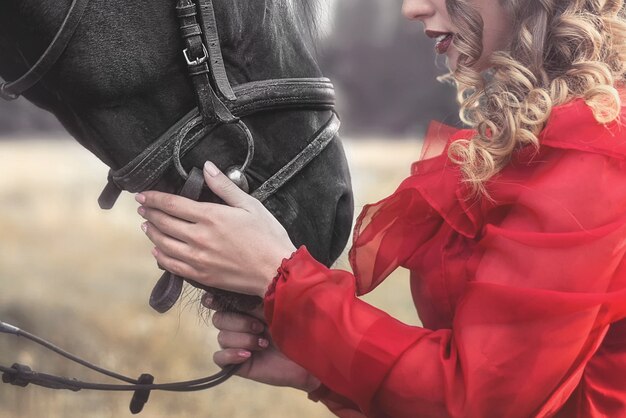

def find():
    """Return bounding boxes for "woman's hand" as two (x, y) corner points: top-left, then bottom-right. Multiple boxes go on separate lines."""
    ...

(135, 161), (297, 297)
(204, 294), (320, 392)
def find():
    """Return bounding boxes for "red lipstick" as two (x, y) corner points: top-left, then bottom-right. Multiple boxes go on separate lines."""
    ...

(425, 30), (454, 54)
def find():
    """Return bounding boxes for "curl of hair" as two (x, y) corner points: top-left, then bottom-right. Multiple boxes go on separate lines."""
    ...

(444, 0), (626, 196)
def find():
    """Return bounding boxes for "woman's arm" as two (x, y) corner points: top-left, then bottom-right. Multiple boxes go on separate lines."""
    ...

(264, 148), (626, 418)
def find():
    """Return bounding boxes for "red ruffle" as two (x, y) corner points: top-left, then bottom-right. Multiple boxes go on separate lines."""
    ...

(349, 97), (626, 296)
(348, 122), (480, 295)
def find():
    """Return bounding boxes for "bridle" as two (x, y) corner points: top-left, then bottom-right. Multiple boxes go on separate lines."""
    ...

(0, 0), (341, 413)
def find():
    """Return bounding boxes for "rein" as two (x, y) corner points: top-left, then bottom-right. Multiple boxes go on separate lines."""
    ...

(0, 0), (341, 413)
(0, 321), (240, 414)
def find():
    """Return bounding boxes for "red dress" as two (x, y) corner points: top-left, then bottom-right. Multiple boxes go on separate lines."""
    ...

(264, 97), (626, 418)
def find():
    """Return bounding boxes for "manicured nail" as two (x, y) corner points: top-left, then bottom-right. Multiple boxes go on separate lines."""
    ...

(141, 222), (148, 233)
(204, 161), (220, 177)
(151, 248), (158, 257)
(202, 293), (214, 307)
(258, 338), (269, 348)
(137, 206), (146, 216)
(238, 350), (251, 358)
(135, 194), (146, 204)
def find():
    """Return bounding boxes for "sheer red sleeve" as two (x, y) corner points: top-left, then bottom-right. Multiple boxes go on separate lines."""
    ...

(264, 103), (626, 418)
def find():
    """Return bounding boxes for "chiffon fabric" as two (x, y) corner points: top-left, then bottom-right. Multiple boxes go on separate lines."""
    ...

(264, 97), (626, 418)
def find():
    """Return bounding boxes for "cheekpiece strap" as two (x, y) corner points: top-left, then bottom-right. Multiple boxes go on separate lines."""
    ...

(149, 167), (206, 313)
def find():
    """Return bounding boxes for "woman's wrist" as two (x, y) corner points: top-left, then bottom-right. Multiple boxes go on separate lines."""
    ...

(255, 244), (297, 298)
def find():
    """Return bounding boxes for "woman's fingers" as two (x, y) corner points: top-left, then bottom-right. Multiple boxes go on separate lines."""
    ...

(212, 311), (265, 334)
(136, 191), (205, 223)
(142, 222), (193, 263)
(245, 304), (265, 321)
(210, 308), (270, 371)
(138, 206), (195, 243)
(217, 330), (270, 351)
(152, 246), (202, 281)
(213, 348), (253, 368)
(203, 161), (258, 210)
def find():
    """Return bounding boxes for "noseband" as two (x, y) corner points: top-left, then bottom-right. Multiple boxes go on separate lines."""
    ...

(1, 0), (341, 413)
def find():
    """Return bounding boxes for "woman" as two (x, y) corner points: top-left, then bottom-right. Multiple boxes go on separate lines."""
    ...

(134, 0), (626, 416)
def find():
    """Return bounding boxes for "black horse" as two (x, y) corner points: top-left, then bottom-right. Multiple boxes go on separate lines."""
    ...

(0, 0), (354, 309)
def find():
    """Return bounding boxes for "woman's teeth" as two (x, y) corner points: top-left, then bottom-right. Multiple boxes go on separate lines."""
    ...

(435, 33), (453, 54)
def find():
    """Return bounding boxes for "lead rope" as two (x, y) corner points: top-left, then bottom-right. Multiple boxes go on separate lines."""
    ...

(0, 321), (240, 414)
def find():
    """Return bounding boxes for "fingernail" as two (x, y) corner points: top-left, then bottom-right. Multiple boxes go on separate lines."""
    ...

(202, 293), (213, 307)
(258, 338), (269, 348)
(251, 322), (264, 333)
(137, 206), (146, 216)
(135, 194), (146, 204)
(151, 248), (158, 257)
(204, 161), (220, 177)
(141, 222), (148, 233)
(238, 350), (251, 358)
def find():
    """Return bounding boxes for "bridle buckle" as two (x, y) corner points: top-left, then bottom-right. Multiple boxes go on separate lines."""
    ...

(183, 45), (208, 66)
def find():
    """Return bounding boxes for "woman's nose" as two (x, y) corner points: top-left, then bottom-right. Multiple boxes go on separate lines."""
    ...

(401, 0), (435, 21)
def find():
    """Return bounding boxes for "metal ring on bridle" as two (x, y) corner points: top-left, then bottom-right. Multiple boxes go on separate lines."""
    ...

(172, 115), (205, 180)
(172, 117), (255, 191)
(223, 120), (254, 193)
(232, 119), (255, 173)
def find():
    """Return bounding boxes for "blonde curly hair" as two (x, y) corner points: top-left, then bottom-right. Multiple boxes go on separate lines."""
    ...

(445, 0), (626, 196)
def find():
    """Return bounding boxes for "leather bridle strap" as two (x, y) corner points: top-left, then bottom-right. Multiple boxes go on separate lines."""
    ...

(0, 0), (90, 101)
(98, 77), (337, 209)
(176, 0), (236, 125)
(196, 0), (236, 101)
(150, 167), (208, 313)
(251, 112), (340, 202)
(0, 320), (239, 414)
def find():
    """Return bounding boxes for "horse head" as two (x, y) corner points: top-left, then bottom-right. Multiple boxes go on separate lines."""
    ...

(0, 0), (354, 310)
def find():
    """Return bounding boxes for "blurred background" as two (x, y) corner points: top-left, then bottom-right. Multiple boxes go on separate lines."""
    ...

(0, 0), (460, 417)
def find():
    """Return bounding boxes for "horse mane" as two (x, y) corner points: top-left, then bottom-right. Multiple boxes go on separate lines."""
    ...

(286, 0), (329, 36)
(272, 0), (333, 44)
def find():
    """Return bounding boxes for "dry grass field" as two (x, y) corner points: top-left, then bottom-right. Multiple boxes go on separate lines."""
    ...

(0, 136), (422, 418)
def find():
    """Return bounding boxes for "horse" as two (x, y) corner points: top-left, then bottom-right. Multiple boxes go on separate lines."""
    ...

(0, 0), (354, 312)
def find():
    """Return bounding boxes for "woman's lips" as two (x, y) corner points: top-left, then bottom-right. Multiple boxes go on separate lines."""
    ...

(425, 30), (454, 55)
